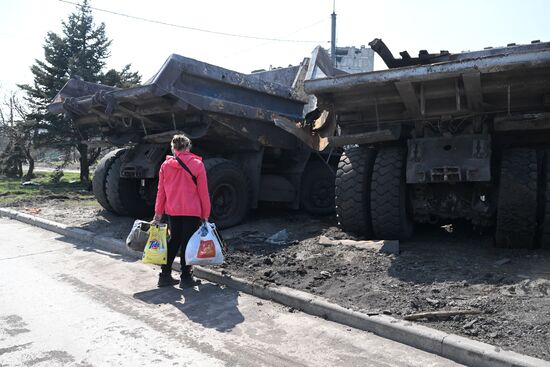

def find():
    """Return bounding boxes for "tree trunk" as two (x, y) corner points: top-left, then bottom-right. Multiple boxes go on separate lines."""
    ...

(88, 147), (101, 166)
(77, 143), (90, 186)
(23, 137), (35, 180)
(23, 151), (34, 180)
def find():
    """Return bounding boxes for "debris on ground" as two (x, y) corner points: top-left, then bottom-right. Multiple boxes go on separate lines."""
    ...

(266, 229), (289, 245)
(463, 318), (478, 329)
(493, 258), (511, 267)
(21, 181), (41, 186)
(319, 236), (400, 254)
(23, 207), (42, 214)
(404, 309), (481, 321)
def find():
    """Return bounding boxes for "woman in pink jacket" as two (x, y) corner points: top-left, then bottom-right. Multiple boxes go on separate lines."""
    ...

(152, 134), (211, 288)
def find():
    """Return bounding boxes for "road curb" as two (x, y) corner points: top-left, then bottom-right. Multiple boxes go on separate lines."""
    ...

(1, 207), (548, 367)
(0, 208), (143, 259)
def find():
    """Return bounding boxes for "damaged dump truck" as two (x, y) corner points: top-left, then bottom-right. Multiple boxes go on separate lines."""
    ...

(48, 54), (339, 228)
(305, 39), (550, 248)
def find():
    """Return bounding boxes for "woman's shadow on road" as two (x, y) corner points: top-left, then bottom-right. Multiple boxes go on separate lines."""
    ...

(133, 283), (244, 332)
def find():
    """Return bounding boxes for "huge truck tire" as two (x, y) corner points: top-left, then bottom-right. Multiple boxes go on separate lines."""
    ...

(540, 150), (550, 249)
(335, 146), (376, 236)
(495, 148), (538, 248)
(92, 149), (126, 212)
(205, 158), (249, 229)
(105, 150), (129, 215)
(300, 161), (335, 215)
(105, 149), (153, 218)
(370, 146), (413, 240)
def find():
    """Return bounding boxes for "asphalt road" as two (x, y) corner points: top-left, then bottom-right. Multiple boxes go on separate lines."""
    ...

(0, 219), (462, 367)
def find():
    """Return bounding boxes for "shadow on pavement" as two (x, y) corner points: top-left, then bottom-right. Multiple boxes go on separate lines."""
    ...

(133, 283), (244, 332)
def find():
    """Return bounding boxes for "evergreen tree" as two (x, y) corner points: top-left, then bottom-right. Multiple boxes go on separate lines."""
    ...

(19, 0), (140, 185)
(63, 0), (111, 83)
(101, 64), (142, 88)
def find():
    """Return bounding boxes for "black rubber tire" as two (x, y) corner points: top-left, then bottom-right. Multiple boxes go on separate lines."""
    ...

(370, 146), (413, 240)
(495, 148), (538, 248)
(92, 149), (125, 212)
(335, 146), (376, 236)
(204, 158), (250, 229)
(105, 149), (128, 215)
(104, 149), (154, 218)
(540, 150), (550, 249)
(300, 161), (335, 215)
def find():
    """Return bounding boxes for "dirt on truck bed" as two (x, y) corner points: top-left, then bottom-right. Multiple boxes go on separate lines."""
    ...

(6, 199), (550, 361)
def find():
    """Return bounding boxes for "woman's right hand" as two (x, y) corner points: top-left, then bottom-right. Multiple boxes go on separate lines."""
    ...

(151, 213), (162, 225)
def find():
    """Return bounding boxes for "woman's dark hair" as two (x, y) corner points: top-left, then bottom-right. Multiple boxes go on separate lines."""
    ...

(171, 134), (192, 152)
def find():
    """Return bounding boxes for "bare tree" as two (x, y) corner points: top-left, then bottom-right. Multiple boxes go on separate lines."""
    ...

(0, 91), (37, 180)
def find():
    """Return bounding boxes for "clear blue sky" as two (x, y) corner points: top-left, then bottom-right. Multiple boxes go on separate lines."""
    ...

(1, 0), (549, 93)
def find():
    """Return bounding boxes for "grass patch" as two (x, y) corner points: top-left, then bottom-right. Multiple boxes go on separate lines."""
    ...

(0, 171), (94, 206)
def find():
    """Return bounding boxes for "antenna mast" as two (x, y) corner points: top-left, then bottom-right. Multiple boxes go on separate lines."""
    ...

(331, 0), (337, 66)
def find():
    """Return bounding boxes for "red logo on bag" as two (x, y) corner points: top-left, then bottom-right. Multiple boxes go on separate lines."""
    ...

(197, 240), (216, 258)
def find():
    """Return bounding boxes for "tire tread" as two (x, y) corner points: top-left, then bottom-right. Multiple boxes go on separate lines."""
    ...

(92, 149), (125, 212)
(370, 146), (413, 240)
(105, 150), (128, 215)
(495, 148), (538, 248)
(335, 146), (375, 236)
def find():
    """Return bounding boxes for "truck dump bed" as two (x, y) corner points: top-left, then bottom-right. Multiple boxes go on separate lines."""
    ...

(49, 54), (308, 150)
(304, 41), (550, 139)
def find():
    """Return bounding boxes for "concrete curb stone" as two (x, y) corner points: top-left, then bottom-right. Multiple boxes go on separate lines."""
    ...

(1, 207), (548, 367)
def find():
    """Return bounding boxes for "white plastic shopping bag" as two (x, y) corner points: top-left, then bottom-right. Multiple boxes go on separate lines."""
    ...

(185, 221), (225, 266)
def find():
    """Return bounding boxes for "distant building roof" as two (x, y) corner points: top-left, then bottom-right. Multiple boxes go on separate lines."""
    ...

(333, 45), (374, 74)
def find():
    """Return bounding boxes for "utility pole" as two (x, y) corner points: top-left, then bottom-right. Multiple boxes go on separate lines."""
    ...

(331, 0), (337, 66)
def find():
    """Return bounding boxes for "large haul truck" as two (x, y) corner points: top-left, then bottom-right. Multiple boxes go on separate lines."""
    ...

(49, 54), (339, 228)
(304, 39), (550, 248)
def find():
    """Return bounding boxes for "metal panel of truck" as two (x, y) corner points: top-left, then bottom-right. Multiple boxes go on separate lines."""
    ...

(49, 54), (308, 150)
(305, 42), (550, 133)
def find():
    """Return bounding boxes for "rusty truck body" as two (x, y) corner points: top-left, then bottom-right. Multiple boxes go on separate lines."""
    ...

(305, 39), (550, 248)
(49, 54), (340, 228)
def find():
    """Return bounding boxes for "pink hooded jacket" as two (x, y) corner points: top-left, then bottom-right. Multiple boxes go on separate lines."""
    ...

(154, 151), (211, 219)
